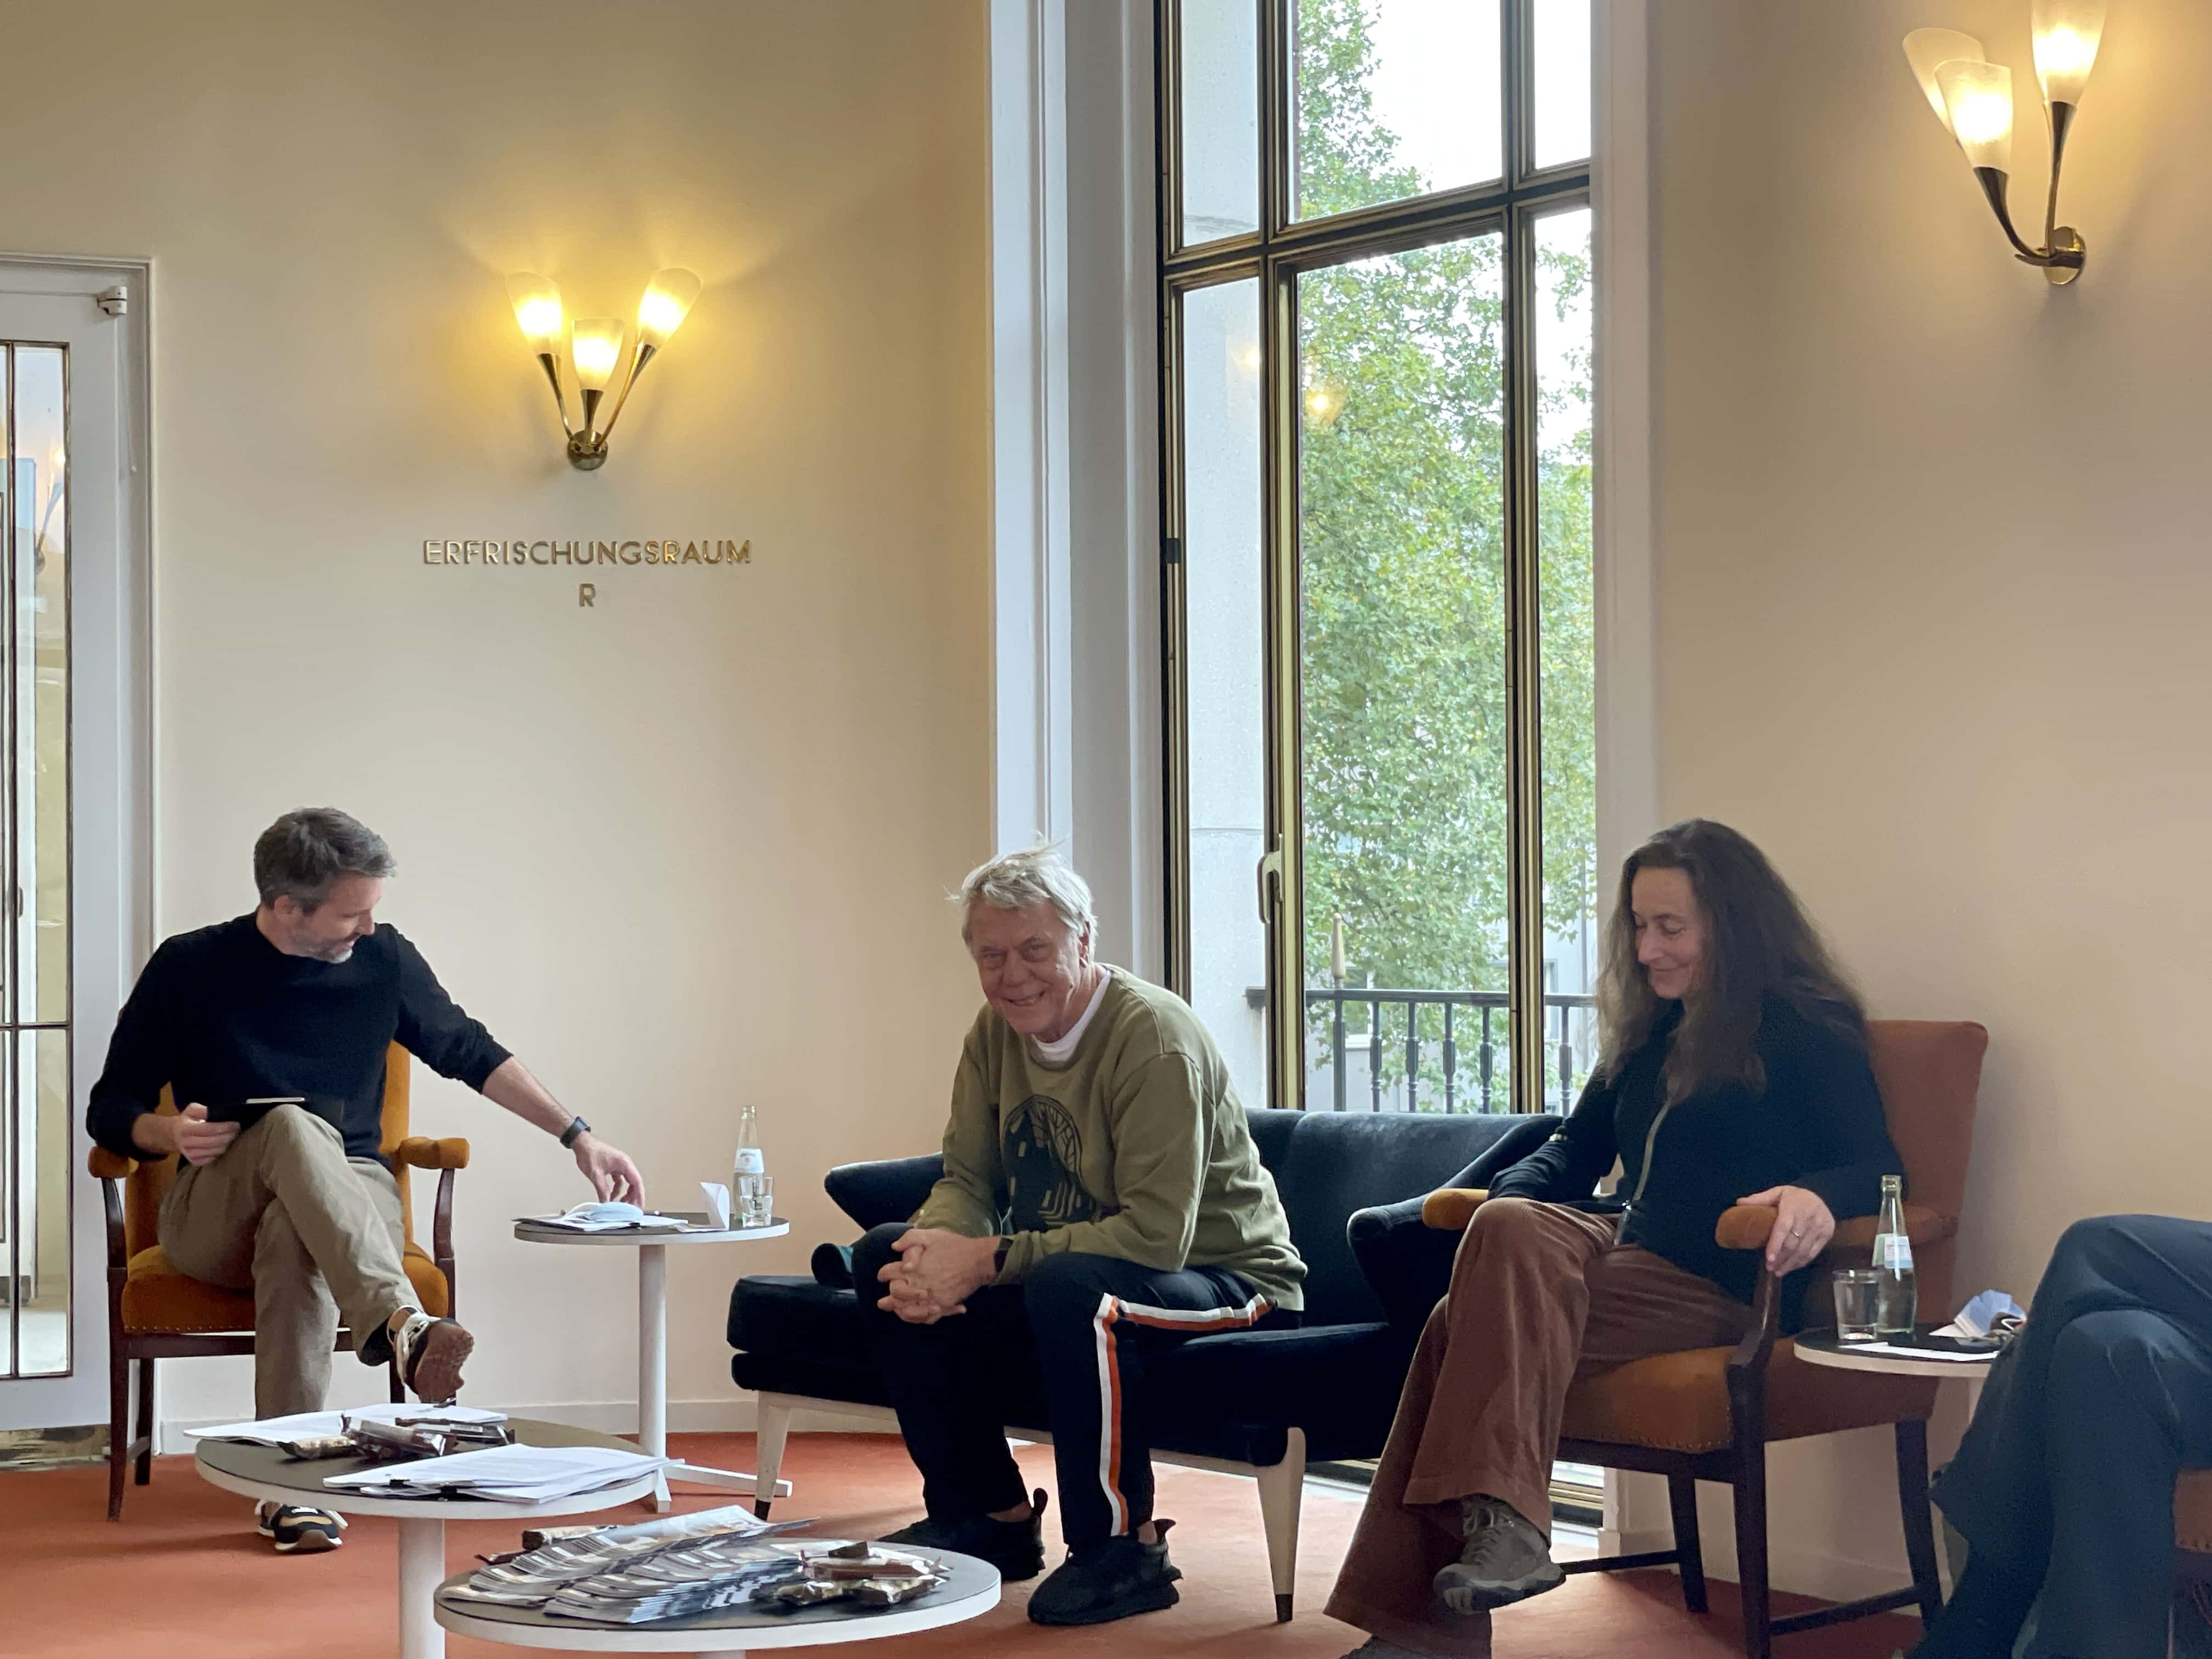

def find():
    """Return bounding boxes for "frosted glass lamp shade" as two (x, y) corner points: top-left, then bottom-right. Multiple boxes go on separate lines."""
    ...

(505, 272), (565, 352)
(636, 268), (702, 349)
(1903, 30), (1986, 127)
(570, 319), (625, 391)
(2032, 0), (2105, 106)
(1937, 59), (2016, 172)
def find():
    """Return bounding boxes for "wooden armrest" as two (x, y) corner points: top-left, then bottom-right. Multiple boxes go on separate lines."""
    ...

(394, 1136), (471, 1171)
(1716, 1200), (1954, 1251)
(88, 1147), (140, 1182)
(1421, 1188), (1490, 1231)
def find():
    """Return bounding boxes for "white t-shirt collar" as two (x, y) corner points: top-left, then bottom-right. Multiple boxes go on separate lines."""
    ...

(1028, 967), (1115, 1065)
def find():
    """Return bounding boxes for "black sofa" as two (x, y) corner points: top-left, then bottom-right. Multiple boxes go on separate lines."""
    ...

(726, 1105), (1561, 1620)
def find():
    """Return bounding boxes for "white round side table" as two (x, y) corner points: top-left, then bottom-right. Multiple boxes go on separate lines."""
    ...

(1795, 1330), (2000, 1598)
(195, 1417), (660, 1659)
(514, 1212), (793, 1511)
(433, 1541), (1001, 1659)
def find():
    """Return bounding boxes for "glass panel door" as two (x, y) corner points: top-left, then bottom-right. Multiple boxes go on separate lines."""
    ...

(1176, 278), (1271, 1113)
(1297, 232), (1513, 1114)
(2, 342), (72, 1380)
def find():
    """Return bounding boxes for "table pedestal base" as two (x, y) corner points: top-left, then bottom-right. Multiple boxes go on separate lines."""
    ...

(398, 1516), (447, 1659)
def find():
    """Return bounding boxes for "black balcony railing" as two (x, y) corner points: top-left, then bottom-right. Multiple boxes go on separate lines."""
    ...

(1304, 986), (1596, 1114)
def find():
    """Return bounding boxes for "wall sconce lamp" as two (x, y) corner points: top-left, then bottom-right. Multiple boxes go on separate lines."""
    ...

(1904, 3), (2104, 286)
(505, 267), (701, 470)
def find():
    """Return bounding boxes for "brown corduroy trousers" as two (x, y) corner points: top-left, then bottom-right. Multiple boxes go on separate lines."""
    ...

(1325, 1197), (1755, 1658)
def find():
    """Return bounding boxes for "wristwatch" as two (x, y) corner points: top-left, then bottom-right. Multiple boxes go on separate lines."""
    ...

(559, 1115), (592, 1149)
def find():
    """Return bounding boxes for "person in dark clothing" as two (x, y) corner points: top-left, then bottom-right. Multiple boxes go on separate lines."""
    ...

(1910, 1215), (2212, 1659)
(1328, 819), (1905, 1659)
(86, 808), (644, 1555)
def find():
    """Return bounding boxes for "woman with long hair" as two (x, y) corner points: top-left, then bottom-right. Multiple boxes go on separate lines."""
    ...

(1328, 820), (1905, 1658)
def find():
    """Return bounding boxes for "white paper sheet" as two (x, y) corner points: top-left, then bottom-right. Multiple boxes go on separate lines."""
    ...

(187, 1404), (509, 1444)
(324, 1442), (663, 1502)
(1839, 1340), (1995, 1364)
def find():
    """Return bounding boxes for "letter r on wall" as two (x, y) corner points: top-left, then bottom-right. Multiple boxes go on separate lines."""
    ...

(579, 583), (596, 608)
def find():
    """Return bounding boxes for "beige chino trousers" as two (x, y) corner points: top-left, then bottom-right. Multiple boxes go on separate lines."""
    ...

(1327, 1197), (1756, 1658)
(157, 1105), (416, 1417)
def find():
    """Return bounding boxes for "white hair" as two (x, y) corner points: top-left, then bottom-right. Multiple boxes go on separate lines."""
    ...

(957, 844), (1096, 943)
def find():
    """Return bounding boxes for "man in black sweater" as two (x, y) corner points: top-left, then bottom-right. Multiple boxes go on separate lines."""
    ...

(86, 808), (643, 1554)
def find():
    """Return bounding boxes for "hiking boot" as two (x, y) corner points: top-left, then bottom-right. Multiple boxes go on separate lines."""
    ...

(1432, 1496), (1564, 1613)
(1026, 1520), (1183, 1626)
(881, 1488), (1048, 1582)
(388, 1310), (473, 1403)
(256, 1502), (346, 1554)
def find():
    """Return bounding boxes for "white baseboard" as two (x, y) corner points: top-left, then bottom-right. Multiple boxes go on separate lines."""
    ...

(156, 1398), (894, 1456)
(1612, 1525), (1911, 1606)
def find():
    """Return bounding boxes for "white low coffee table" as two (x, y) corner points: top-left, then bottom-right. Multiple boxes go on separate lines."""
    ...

(434, 1541), (1001, 1658)
(196, 1417), (660, 1659)
(515, 1212), (794, 1511)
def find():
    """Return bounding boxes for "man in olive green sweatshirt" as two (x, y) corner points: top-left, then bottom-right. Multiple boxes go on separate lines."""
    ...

(853, 846), (1305, 1628)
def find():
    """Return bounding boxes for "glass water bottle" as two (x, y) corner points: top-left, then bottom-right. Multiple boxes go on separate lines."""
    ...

(1871, 1173), (1917, 1335)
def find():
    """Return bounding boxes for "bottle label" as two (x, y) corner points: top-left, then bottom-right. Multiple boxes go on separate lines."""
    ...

(1875, 1232), (1913, 1271)
(733, 1149), (764, 1177)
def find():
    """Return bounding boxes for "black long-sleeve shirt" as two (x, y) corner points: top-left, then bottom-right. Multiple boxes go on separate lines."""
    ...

(1487, 994), (1903, 1328)
(86, 913), (512, 1165)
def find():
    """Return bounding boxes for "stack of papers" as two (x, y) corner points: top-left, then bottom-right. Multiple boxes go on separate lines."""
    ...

(520, 1203), (693, 1233)
(189, 1404), (508, 1446)
(543, 1537), (805, 1623)
(447, 1505), (803, 1613)
(325, 1442), (663, 1502)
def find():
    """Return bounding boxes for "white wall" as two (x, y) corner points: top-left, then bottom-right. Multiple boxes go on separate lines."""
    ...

(0, 0), (991, 1434)
(1629, 0), (2212, 1598)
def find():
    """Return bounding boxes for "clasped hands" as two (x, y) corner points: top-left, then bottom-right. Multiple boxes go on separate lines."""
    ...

(875, 1228), (1003, 1325)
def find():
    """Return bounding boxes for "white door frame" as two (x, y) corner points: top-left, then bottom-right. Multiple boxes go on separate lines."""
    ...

(0, 254), (154, 1432)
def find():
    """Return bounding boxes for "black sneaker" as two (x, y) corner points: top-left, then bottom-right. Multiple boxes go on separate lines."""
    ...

(1026, 1520), (1183, 1626)
(881, 1488), (1048, 1582)
(256, 1502), (346, 1554)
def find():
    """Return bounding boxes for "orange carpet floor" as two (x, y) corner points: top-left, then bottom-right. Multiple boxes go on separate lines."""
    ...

(7, 1431), (1921, 1658)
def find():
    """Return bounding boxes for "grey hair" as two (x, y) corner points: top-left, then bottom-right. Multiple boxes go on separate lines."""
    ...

(253, 808), (397, 911)
(956, 844), (1096, 943)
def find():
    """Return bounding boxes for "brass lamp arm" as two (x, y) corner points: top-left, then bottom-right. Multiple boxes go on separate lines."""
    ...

(592, 341), (660, 447)
(1969, 166), (2085, 281)
(535, 351), (576, 439)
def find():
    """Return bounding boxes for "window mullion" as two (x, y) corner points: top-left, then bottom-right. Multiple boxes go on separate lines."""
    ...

(1503, 203), (1546, 1116)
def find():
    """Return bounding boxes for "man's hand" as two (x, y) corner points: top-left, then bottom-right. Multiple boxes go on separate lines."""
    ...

(1738, 1184), (1837, 1276)
(138, 1103), (239, 1167)
(573, 1133), (645, 1204)
(876, 1227), (999, 1322)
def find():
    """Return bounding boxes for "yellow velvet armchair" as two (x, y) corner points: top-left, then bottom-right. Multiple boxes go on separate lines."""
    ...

(87, 1043), (469, 1519)
(1423, 1019), (1987, 1659)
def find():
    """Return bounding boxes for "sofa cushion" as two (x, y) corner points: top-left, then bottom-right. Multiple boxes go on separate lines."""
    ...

(823, 1155), (941, 1231)
(1345, 1113), (1564, 1326)
(1248, 1108), (1557, 1327)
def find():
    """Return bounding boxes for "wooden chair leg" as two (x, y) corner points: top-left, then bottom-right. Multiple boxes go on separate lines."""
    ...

(389, 1353), (405, 1404)
(1732, 1444), (1773, 1659)
(133, 1356), (156, 1484)
(107, 1343), (131, 1521)
(1668, 1472), (1708, 1614)
(1896, 1418), (1945, 1624)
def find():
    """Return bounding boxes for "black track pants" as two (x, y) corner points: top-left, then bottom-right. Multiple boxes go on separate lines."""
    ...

(851, 1222), (1288, 1549)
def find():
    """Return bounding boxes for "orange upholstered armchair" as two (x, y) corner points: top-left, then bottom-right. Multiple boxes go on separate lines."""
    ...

(1423, 1019), (1987, 1659)
(87, 1043), (469, 1519)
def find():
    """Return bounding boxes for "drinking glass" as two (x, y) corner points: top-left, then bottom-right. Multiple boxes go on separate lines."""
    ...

(738, 1173), (774, 1229)
(1832, 1269), (1881, 1342)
